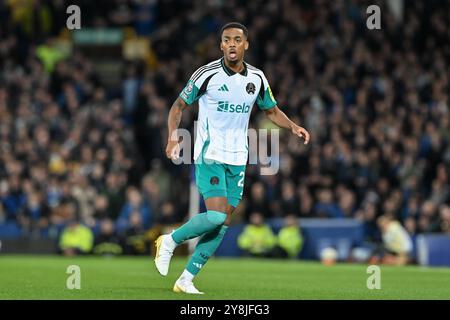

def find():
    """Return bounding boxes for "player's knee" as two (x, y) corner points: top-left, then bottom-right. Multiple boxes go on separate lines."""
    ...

(206, 210), (227, 226)
(224, 205), (236, 226)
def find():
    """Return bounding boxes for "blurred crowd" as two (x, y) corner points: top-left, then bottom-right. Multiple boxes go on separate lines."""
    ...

(0, 0), (184, 245)
(0, 0), (449, 254)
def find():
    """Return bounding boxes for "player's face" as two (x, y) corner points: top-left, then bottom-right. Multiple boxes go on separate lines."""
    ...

(220, 28), (248, 63)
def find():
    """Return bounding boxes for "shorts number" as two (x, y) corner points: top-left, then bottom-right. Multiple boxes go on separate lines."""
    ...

(238, 171), (244, 196)
(237, 171), (245, 187)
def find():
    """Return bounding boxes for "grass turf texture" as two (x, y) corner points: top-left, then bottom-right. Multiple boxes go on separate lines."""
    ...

(0, 255), (449, 299)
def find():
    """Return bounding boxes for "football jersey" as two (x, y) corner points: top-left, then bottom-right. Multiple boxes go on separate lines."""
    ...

(179, 58), (277, 165)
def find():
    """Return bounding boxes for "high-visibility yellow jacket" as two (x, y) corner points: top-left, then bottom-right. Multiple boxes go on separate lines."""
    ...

(238, 224), (277, 254)
(278, 226), (303, 258)
(59, 224), (94, 253)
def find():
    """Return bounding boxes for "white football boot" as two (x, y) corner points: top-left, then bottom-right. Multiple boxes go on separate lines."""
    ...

(154, 233), (177, 276)
(173, 278), (205, 295)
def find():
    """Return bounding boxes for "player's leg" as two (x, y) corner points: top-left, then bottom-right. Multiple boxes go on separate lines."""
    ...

(170, 162), (228, 245)
(154, 159), (227, 277)
(171, 195), (228, 243)
(182, 198), (233, 274)
(174, 166), (245, 293)
(174, 199), (234, 294)
(225, 163), (246, 215)
(192, 164), (247, 266)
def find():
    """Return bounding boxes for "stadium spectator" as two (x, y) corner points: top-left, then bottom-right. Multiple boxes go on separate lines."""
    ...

(372, 215), (413, 265)
(92, 194), (111, 221)
(314, 189), (344, 218)
(237, 212), (277, 257)
(245, 181), (271, 220)
(0, 175), (26, 222)
(429, 205), (450, 235)
(277, 181), (299, 218)
(93, 218), (123, 256)
(103, 173), (127, 221)
(276, 214), (304, 259)
(122, 211), (149, 255)
(116, 186), (152, 233)
(17, 189), (50, 238)
(153, 201), (178, 226)
(59, 219), (94, 256)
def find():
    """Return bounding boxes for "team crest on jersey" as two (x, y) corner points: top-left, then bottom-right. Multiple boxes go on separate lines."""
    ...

(210, 176), (219, 185)
(246, 82), (256, 94)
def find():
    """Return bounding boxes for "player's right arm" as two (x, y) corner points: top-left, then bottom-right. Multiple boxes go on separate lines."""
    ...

(166, 97), (188, 160)
(166, 62), (218, 160)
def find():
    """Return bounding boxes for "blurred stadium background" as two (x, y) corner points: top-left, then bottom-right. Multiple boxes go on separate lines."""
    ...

(0, 0), (449, 272)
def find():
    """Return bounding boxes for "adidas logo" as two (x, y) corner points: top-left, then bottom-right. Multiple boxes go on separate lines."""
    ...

(218, 84), (229, 91)
(193, 263), (203, 269)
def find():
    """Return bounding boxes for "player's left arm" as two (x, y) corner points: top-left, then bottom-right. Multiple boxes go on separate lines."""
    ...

(256, 72), (310, 144)
(264, 106), (310, 145)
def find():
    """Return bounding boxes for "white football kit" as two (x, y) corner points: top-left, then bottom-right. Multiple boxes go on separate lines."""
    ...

(179, 58), (277, 165)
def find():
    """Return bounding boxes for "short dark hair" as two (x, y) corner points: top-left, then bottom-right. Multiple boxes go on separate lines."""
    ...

(220, 22), (248, 39)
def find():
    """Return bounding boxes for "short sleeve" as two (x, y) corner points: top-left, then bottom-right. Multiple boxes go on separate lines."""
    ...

(256, 72), (277, 110)
(179, 64), (217, 105)
(179, 79), (201, 105)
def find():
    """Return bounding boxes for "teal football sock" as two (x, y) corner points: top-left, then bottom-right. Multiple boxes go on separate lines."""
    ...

(171, 210), (227, 244)
(186, 225), (228, 276)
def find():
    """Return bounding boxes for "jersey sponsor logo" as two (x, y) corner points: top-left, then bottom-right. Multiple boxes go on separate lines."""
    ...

(246, 82), (256, 94)
(217, 101), (250, 113)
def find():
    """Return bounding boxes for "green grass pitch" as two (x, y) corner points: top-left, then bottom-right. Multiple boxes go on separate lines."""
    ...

(0, 255), (449, 299)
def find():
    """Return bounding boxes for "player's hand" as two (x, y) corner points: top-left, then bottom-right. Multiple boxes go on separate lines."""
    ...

(291, 124), (310, 145)
(166, 140), (181, 160)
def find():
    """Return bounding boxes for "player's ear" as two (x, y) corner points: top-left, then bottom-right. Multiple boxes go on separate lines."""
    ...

(244, 40), (249, 50)
(220, 40), (224, 52)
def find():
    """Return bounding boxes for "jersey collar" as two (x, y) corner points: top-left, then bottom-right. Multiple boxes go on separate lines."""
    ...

(221, 58), (248, 76)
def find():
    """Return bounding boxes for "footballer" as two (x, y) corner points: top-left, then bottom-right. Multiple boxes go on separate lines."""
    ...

(155, 22), (310, 294)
